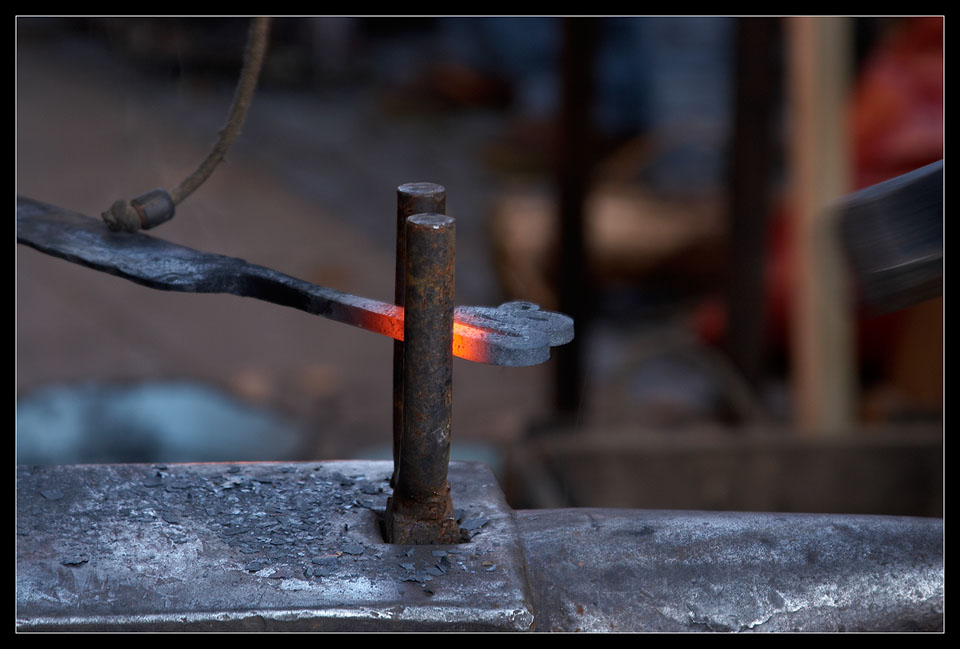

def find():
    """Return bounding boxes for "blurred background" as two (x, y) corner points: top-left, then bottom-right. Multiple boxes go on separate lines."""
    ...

(16, 16), (942, 516)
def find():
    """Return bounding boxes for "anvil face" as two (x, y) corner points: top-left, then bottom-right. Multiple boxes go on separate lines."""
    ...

(16, 460), (944, 632)
(16, 461), (532, 632)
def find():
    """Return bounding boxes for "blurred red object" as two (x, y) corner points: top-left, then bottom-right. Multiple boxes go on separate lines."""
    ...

(698, 17), (943, 382)
(852, 17), (943, 189)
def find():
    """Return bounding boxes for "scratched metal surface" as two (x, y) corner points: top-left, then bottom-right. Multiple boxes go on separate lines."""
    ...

(16, 461), (533, 632)
(516, 508), (943, 632)
(16, 462), (943, 632)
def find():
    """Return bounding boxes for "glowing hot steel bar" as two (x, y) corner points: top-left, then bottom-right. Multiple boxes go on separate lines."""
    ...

(15, 197), (573, 367)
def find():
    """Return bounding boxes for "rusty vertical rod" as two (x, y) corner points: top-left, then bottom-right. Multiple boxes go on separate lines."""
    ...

(385, 213), (460, 544)
(393, 183), (446, 488)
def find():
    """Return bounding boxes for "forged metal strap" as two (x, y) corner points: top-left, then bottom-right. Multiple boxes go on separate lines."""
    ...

(16, 196), (573, 367)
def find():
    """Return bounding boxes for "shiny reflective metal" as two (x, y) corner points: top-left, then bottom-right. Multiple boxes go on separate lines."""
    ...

(130, 188), (177, 230)
(16, 196), (573, 367)
(16, 461), (943, 632)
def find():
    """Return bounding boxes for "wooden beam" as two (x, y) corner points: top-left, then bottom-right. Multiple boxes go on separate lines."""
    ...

(787, 17), (857, 434)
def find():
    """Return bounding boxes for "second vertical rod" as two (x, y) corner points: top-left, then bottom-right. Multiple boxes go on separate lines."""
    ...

(393, 183), (446, 487)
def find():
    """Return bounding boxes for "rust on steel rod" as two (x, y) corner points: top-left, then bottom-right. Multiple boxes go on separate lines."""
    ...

(393, 183), (446, 488)
(385, 213), (460, 544)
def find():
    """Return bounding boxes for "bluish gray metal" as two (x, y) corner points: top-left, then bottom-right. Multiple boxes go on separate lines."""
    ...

(129, 188), (176, 230)
(16, 461), (533, 632)
(516, 508), (943, 632)
(838, 159), (943, 314)
(16, 461), (943, 632)
(15, 196), (573, 367)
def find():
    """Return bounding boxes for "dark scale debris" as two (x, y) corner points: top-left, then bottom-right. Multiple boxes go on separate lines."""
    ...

(460, 517), (490, 531)
(160, 511), (182, 524)
(330, 472), (354, 487)
(176, 465), (395, 579)
(306, 566), (335, 578)
(165, 478), (196, 491)
(19, 464), (512, 600)
(16, 461), (539, 631)
(267, 567), (300, 580)
(460, 516), (491, 539)
(40, 489), (64, 501)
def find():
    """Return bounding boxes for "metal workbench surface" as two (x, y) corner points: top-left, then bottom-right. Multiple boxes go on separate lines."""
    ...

(16, 461), (943, 632)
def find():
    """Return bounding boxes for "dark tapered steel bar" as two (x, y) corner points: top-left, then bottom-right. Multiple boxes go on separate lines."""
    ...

(393, 183), (446, 487)
(385, 213), (460, 544)
(16, 196), (572, 367)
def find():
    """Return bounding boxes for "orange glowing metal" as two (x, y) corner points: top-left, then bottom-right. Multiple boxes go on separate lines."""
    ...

(339, 302), (564, 366)
(453, 321), (493, 364)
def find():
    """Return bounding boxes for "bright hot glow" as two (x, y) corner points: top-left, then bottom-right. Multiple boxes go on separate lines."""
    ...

(344, 303), (495, 364)
(453, 321), (495, 364)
